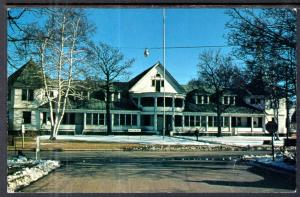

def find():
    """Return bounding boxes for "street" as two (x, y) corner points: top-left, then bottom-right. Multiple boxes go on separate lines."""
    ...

(9, 151), (295, 193)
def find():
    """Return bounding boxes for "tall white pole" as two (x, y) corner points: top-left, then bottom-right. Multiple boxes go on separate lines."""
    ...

(163, 8), (166, 139)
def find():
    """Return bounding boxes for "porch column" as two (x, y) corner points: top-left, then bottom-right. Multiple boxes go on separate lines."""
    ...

(182, 115), (185, 131)
(172, 96), (175, 111)
(154, 114), (157, 132)
(171, 115), (175, 131)
(262, 116), (266, 133)
(195, 95), (198, 104)
(137, 113), (141, 127)
(111, 113), (114, 132)
(205, 116), (208, 134)
(229, 116), (232, 135)
(83, 113), (86, 129)
(172, 96), (175, 131)
(154, 96), (157, 132)
(251, 116), (254, 133)
(138, 97), (141, 108)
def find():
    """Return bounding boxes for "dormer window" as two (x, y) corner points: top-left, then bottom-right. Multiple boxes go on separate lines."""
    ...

(22, 89), (34, 101)
(152, 73), (164, 92)
(223, 96), (235, 105)
(250, 98), (261, 105)
(197, 95), (209, 104)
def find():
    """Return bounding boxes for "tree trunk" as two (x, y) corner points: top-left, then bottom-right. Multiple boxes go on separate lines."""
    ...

(217, 113), (222, 137)
(106, 80), (112, 135)
(286, 96), (290, 139)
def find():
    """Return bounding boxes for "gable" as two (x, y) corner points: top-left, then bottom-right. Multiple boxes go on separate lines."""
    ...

(129, 62), (185, 94)
(8, 60), (44, 88)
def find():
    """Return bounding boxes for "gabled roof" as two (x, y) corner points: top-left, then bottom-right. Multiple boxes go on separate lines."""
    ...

(128, 62), (186, 94)
(8, 59), (44, 88)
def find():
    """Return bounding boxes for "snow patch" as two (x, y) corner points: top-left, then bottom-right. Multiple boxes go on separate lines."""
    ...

(7, 157), (60, 193)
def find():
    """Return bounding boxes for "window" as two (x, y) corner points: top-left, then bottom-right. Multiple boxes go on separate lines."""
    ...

(142, 115), (152, 126)
(201, 116), (206, 127)
(141, 97), (154, 106)
(22, 89), (34, 101)
(132, 115), (137, 126)
(126, 114), (131, 126)
(157, 97), (164, 107)
(198, 95), (203, 104)
(175, 115), (182, 127)
(114, 114), (120, 126)
(190, 116), (195, 127)
(161, 80), (164, 87)
(230, 97), (235, 104)
(99, 114), (105, 125)
(224, 96), (229, 105)
(251, 98), (262, 105)
(196, 116), (201, 126)
(175, 98), (183, 107)
(166, 97), (172, 107)
(23, 111), (31, 124)
(213, 117), (218, 127)
(224, 96), (235, 105)
(224, 117), (229, 127)
(42, 112), (47, 124)
(152, 80), (155, 87)
(120, 114), (125, 125)
(62, 113), (75, 125)
(258, 117), (262, 127)
(155, 80), (161, 92)
(86, 113), (92, 125)
(232, 117), (242, 127)
(247, 117), (251, 127)
(208, 116), (213, 127)
(93, 113), (98, 125)
(184, 116), (189, 126)
(203, 95), (209, 104)
(157, 97), (172, 107)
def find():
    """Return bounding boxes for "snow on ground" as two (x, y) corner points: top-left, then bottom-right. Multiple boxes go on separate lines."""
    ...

(242, 154), (296, 173)
(39, 135), (213, 145)
(7, 157), (60, 193)
(39, 135), (285, 147)
(174, 136), (284, 147)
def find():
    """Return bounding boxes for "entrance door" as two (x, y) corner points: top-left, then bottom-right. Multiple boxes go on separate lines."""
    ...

(157, 115), (163, 133)
(75, 113), (84, 135)
(157, 115), (172, 135)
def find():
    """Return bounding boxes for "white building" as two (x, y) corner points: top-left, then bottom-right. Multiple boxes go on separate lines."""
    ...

(7, 60), (293, 136)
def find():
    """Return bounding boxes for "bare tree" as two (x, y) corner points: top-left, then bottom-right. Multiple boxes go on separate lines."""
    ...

(7, 8), (48, 72)
(89, 43), (134, 135)
(30, 9), (94, 140)
(197, 50), (241, 137)
(226, 8), (296, 138)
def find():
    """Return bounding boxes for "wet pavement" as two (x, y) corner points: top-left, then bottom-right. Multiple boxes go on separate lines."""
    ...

(8, 151), (296, 193)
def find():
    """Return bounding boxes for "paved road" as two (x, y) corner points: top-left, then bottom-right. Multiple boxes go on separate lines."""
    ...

(13, 151), (295, 193)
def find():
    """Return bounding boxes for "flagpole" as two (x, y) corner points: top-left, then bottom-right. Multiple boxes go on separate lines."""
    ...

(163, 8), (166, 140)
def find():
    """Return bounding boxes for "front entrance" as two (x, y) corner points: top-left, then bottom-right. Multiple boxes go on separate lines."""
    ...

(75, 113), (84, 135)
(157, 115), (172, 135)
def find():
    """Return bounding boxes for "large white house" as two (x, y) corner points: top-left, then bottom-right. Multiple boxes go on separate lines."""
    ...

(7, 60), (294, 136)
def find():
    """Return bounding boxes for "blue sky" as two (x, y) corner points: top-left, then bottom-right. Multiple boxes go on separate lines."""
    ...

(9, 8), (236, 84)
(86, 8), (235, 84)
